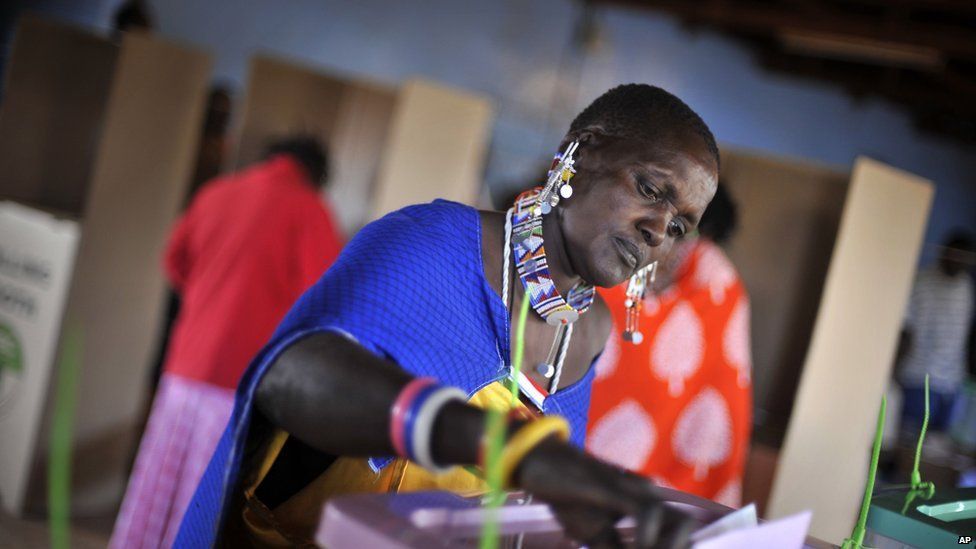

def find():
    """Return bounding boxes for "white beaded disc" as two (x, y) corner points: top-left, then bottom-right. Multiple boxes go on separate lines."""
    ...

(546, 308), (579, 326)
(559, 184), (573, 199)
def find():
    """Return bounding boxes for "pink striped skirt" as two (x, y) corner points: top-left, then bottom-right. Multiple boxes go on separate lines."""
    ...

(110, 373), (235, 549)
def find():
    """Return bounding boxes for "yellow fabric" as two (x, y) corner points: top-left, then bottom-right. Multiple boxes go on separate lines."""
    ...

(238, 380), (527, 546)
(498, 416), (570, 489)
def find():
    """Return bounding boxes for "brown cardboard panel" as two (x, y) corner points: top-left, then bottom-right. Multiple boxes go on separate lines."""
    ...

(236, 57), (401, 233)
(326, 82), (397, 235)
(237, 64), (491, 231)
(234, 54), (347, 170)
(720, 150), (849, 439)
(742, 442), (780, 517)
(767, 157), (933, 542)
(0, 16), (118, 215)
(62, 32), (211, 454)
(370, 79), (493, 220)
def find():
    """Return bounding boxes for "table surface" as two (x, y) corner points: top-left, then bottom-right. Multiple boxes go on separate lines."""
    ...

(316, 487), (837, 548)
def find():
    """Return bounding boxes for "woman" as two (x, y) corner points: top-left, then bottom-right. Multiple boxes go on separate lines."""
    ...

(111, 137), (343, 549)
(177, 84), (720, 548)
(587, 184), (752, 507)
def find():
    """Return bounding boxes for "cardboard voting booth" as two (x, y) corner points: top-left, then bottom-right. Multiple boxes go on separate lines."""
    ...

(0, 16), (212, 514)
(235, 54), (493, 235)
(715, 151), (935, 543)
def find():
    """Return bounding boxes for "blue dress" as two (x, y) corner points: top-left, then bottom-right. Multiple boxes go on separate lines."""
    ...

(175, 200), (595, 547)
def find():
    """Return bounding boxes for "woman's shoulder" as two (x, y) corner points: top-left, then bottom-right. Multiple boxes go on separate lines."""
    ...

(334, 200), (490, 284)
(355, 200), (481, 245)
(477, 209), (507, 254)
(376, 198), (477, 226)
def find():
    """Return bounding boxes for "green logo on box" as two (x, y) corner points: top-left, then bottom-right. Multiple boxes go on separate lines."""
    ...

(0, 322), (24, 410)
(0, 323), (22, 371)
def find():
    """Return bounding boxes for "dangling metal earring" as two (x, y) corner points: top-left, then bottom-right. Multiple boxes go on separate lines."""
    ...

(623, 261), (657, 344)
(534, 140), (579, 217)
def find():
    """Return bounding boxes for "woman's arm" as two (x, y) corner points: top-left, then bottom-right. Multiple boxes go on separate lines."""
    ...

(255, 331), (485, 465)
(255, 331), (693, 548)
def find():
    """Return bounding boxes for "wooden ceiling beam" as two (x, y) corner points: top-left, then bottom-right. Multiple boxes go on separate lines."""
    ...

(758, 51), (976, 117)
(600, 0), (976, 57)
(835, 0), (976, 17)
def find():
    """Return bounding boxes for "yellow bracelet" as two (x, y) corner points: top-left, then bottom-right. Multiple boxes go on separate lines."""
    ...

(498, 416), (571, 489)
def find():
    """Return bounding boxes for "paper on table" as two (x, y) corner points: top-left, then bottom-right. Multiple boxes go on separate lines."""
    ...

(690, 504), (758, 542)
(692, 510), (812, 549)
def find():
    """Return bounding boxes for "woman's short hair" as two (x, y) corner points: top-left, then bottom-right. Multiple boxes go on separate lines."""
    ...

(570, 84), (719, 169)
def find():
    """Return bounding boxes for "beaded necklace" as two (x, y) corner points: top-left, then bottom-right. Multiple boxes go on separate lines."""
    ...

(510, 188), (595, 326)
(507, 187), (595, 394)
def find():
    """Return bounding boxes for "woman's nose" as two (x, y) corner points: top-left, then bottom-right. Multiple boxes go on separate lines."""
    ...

(637, 215), (668, 248)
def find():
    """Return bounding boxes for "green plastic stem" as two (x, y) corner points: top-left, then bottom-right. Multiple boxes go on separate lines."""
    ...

(479, 295), (531, 549)
(902, 374), (935, 514)
(843, 395), (886, 549)
(911, 375), (930, 488)
(508, 295), (530, 407)
(48, 327), (80, 549)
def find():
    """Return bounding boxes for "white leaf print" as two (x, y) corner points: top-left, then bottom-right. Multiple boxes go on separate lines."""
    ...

(643, 293), (661, 316)
(645, 284), (678, 314)
(713, 478), (743, 508)
(672, 387), (731, 481)
(693, 244), (737, 304)
(651, 476), (673, 490)
(586, 400), (656, 472)
(650, 302), (704, 396)
(723, 297), (751, 388)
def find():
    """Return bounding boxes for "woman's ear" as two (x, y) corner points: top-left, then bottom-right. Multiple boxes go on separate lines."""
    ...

(562, 126), (607, 158)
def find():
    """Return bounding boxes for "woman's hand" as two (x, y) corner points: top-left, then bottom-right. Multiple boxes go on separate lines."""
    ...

(515, 437), (696, 548)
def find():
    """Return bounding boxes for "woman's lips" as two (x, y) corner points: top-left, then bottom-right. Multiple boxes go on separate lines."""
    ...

(612, 237), (640, 271)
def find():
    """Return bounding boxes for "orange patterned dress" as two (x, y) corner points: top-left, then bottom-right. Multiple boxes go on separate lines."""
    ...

(586, 239), (752, 507)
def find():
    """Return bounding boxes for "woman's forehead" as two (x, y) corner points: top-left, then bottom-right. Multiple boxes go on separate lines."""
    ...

(624, 142), (718, 189)
(606, 132), (716, 171)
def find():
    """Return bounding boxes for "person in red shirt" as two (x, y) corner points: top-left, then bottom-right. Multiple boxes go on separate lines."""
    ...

(586, 183), (752, 508)
(110, 135), (344, 549)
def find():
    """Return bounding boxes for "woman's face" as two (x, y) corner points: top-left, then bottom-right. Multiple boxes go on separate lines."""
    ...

(557, 130), (718, 288)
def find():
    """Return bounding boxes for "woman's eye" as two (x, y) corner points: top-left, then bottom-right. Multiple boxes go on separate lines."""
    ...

(637, 179), (661, 203)
(668, 220), (686, 238)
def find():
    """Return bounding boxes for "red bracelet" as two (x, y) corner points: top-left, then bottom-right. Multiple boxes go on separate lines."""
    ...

(390, 378), (437, 458)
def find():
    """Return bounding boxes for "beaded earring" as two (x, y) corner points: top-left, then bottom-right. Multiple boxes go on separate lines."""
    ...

(622, 261), (658, 344)
(533, 140), (580, 217)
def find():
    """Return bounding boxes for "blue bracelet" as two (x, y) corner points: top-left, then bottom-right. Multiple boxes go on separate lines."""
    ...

(402, 383), (441, 463)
